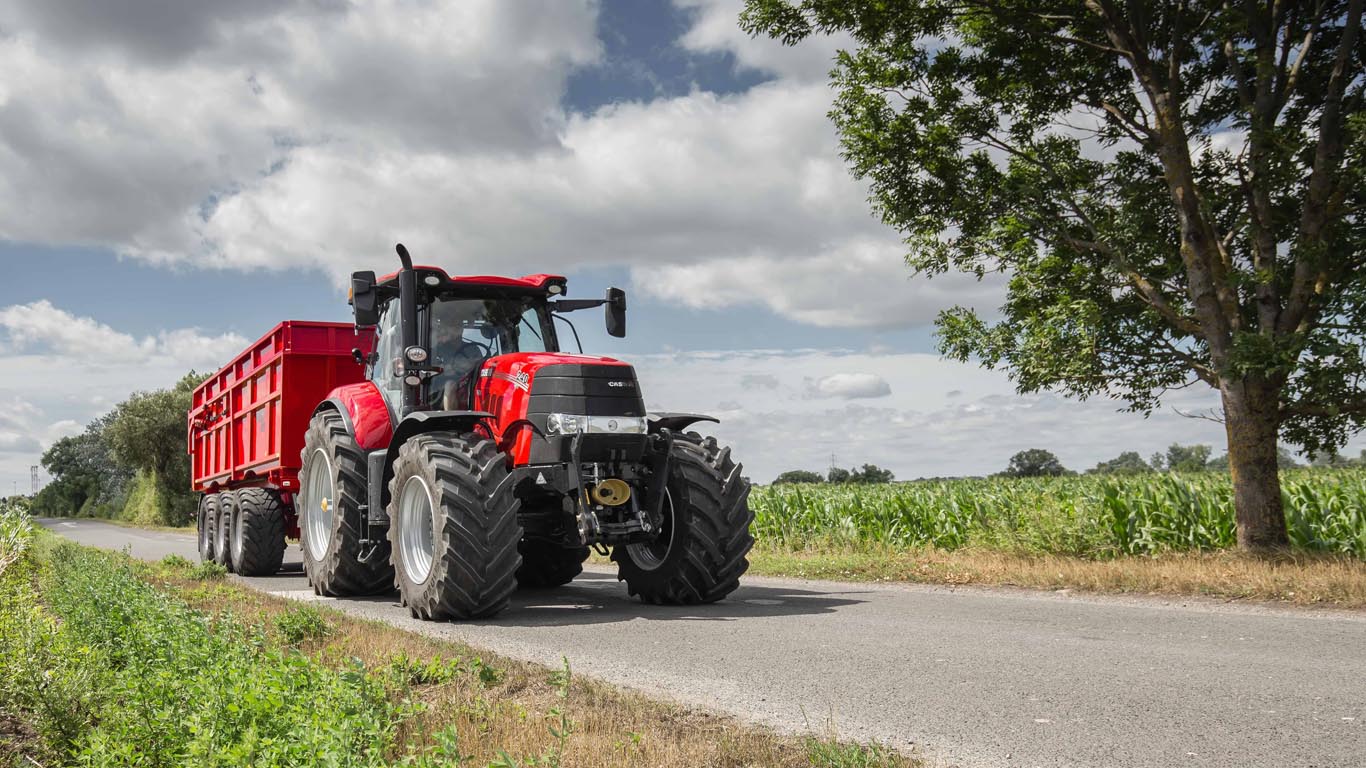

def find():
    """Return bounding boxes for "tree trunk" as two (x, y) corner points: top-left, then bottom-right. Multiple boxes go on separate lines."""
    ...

(1220, 379), (1289, 551)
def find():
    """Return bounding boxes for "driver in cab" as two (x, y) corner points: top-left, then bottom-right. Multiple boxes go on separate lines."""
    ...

(428, 301), (495, 410)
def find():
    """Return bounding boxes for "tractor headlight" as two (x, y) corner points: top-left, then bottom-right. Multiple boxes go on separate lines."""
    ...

(546, 414), (647, 436)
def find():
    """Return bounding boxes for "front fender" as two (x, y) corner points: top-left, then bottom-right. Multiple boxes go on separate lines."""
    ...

(647, 412), (719, 433)
(379, 410), (495, 509)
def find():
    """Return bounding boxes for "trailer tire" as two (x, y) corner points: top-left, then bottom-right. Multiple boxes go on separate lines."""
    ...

(387, 432), (522, 620)
(213, 492), (235, 571)
(198, 494), (218, 563)
(230, 488), (287, 576)
(515, 540), (590, 589)
(612, 433), (754, 604)
(299, 410), (394, 596)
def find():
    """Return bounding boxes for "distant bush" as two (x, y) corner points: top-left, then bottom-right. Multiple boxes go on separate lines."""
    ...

(773, 470), (824, 485)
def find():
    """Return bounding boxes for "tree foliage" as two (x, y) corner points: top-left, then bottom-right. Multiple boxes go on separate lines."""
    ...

(1089, 450), (1153, 475)
(1002, 448), (1070, 477)
(774, 469), (826, 484)
(742, 0), (1365, 548)
(34, 372), (206, 525)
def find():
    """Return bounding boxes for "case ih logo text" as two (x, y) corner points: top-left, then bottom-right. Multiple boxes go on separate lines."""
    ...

(608, 380), (634, 388)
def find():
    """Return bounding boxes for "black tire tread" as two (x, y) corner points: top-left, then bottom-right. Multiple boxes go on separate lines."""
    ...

(612, 433), (754, 604)
(387, 432), (523, 620)
(198, 494), (218, 563)
(213, 492), (234, 571)
(231, 488), (287, 576)
(299, 410), (393, 596)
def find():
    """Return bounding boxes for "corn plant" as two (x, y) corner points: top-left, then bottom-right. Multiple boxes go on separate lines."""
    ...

(751, 469), (1366, 559)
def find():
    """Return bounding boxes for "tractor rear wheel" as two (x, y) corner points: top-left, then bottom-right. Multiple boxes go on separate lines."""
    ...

(386, 431), (522, 620)
(298, 410), (393, 596)
(197, 494), (218, 563)
(516, 540), (590, 589)
(213, 492), (234, 571)
(612, 433), (754, 604)
(230, 488), (287, 576)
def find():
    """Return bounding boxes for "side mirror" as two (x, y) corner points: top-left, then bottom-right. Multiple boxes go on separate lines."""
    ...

(605, 287), (626, 338)
(350, 271), (379, 327)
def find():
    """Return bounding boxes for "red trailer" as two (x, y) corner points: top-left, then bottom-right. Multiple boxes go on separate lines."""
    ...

(188, 321), (373, 574)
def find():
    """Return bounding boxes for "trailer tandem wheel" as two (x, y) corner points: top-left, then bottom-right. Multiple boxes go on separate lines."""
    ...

(213, 491), (235, 571)
(230, 488), (287, 576)
(198, 494), (218, 563)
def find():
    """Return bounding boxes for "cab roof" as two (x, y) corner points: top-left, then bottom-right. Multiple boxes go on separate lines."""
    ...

(376, 265), (567, 294)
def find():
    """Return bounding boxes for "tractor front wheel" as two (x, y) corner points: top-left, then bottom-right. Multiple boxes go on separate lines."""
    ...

(298, 410), (394, 596)
(613, 434), (754, 604)
(387, 432), (523, 620)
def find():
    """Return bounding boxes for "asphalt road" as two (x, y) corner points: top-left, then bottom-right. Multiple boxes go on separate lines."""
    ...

(40, 518), (1366, 768)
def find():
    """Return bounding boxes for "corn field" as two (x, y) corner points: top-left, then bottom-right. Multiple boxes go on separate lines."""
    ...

(750, 469), (1366, 559)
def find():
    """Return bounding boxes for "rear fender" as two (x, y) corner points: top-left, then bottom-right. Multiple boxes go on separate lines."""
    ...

(316, 382), (393, 451)
(379, 410), (495, 510)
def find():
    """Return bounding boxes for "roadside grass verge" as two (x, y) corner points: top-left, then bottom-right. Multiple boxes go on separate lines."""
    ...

(0, 517), (913, 768)
(743, 543), (1366, 608)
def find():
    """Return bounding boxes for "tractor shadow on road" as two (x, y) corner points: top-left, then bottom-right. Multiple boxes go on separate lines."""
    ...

(493, 570), (869, 627)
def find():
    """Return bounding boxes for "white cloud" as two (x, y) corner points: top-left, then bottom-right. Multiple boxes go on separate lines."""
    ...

(805, 372), (891, 399)
(0, 301), (248, 493)
(0, 0), (1002, 332)
(675, 0), (851, 82)
(0, 300), (245, 368)
(627, 348), (1256, 481)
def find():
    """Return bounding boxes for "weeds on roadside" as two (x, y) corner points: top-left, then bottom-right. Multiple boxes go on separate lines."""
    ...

(275, 603), (333, 645)
(188, 560), (228, 580)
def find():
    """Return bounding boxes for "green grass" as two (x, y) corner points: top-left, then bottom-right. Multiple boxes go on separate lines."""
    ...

(1, 536), (405, 767)
(751, 468), (1366, 559)
(1, 515), (915, 767)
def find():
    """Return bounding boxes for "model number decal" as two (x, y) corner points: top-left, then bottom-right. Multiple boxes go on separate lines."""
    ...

(491, 371), (531, 392)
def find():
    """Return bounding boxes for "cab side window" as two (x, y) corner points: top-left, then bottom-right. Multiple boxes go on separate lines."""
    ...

(371, 304), (402, 397)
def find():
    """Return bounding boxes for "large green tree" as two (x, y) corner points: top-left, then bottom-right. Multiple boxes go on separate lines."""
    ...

(743, 0), (1365, 549)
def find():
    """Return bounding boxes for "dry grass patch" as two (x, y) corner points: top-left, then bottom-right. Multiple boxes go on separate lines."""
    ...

(153, 561), (913, 768)
(744, 544), (1366, 608)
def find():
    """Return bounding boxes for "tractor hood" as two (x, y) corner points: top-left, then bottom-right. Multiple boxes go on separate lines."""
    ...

(474, 353), (645, 465)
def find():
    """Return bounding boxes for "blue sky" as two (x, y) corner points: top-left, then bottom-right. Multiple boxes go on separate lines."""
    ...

(3, 0), (1342, 493)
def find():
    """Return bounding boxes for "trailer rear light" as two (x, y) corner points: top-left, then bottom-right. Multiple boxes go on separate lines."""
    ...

(546, 414), (647, 436)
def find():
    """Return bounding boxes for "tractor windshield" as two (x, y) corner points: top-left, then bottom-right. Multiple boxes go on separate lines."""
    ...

(426, 297), (552, 403)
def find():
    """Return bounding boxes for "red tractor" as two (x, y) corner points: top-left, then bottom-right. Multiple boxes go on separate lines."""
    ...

(188, 245), (753, 620)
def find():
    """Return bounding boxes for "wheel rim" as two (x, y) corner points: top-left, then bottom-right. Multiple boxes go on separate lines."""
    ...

(626, 489), (675, 571)
(303, 449), (335, 562)
(398, 475), (435, 585)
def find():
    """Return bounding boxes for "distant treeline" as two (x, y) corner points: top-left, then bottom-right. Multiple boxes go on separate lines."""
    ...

(30, 372), (206, 527)
(772, 444), (1366, 485)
